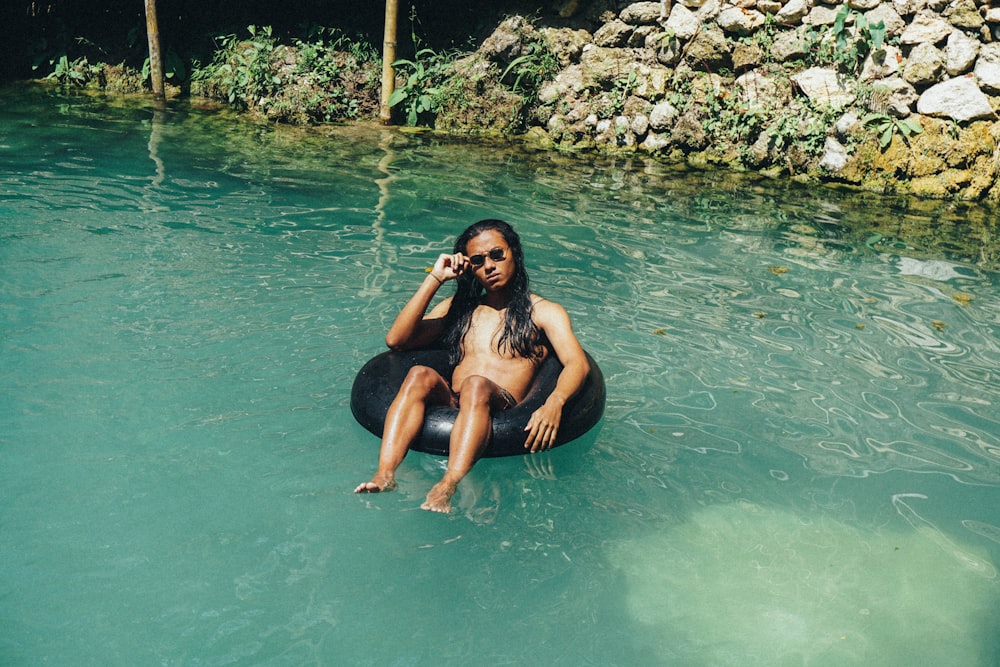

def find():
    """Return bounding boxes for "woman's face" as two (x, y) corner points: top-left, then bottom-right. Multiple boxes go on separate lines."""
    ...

(465, 229), (514, 292)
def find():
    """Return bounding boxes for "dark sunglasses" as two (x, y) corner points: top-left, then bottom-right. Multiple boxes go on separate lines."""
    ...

(467, 247), (506, 267)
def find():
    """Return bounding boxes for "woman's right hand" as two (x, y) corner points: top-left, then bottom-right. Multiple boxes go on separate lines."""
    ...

(430, 252), (469, 283)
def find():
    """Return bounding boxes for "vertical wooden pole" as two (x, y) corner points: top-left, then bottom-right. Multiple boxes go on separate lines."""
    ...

(145, 0), (165, 98)
(380, 0), (398, 124)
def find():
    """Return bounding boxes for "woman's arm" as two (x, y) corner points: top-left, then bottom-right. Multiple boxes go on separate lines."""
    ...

(385, 252), (468, 350)
(523, 299), (590, 452)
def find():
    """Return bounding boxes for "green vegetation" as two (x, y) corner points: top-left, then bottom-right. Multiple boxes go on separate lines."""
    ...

(862, 112), (923, 149)
(825, 4), (887, 76)
(388, 47), (457, 126)
(389, 14), (558, 130)
(40, 53), (100, 85)
(699, 2), (895, 167)
(499, 40), (560, 99)
(191, 25), (380, 123)
(194, 25), (281, 108)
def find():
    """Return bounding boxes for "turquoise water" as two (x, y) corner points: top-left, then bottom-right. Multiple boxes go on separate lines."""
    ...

(2, 84), (999, 665)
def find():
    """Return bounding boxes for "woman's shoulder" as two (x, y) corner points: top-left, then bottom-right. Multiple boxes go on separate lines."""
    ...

(529, 293), (568, 320)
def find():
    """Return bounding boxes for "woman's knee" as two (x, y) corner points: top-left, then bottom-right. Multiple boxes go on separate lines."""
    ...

(400, 365), (444, 397)
(458, 375), (493, 407)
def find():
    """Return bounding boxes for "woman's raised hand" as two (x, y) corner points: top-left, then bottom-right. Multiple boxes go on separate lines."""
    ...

(431, 252), (469, 283)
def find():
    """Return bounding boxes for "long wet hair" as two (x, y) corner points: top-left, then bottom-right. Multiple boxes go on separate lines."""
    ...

(441, 219), (541, 366)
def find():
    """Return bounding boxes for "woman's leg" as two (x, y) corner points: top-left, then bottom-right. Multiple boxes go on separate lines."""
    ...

(421, 375), (508, 512)
(355, 365), (452, 493)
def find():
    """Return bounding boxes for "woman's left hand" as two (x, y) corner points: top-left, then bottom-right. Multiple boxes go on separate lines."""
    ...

(524, 399), (563, 452)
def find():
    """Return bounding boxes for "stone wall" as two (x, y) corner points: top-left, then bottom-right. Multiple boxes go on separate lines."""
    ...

(484, 1), (1000, 200)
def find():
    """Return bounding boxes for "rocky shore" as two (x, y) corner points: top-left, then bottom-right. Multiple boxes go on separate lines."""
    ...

(444, 0), (1000, 201)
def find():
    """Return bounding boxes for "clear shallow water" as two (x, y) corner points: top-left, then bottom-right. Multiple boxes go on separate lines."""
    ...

(2, 84), (999, 666)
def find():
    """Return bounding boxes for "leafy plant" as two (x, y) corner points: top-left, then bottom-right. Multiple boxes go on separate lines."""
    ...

(142, 50), (186, 83)
(703, 89), (768, 150)
(384, 8), (464, 127)
(388, 47), (455, 126)
(740, 13), (782, 62)
(294, 27), (377, 88)
(32, 33), (102, 86)
(862, 112), (923, 149)
(824, 3), (886, 75)
(194, 25), (281, 109)
(763, 105), (839, 159)
(607, 68), (638, 117)
(42, 53), (100, 86)
(499, 41), (559, 97)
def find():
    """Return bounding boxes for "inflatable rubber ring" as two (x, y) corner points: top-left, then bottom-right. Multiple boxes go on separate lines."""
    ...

(351, 348), (605, 458)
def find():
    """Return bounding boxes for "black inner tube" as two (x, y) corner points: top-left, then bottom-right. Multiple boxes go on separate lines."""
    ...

(351, 348), (605, 457)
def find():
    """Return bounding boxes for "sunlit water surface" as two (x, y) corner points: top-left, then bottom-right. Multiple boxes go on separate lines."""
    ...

(2, 85), (999, 666)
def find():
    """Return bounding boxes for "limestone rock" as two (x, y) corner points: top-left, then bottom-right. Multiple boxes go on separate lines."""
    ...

(974, 43), (1000, 94)
(632, 113), (650, 136)
(819, 136), (850, 172)
(872, 76), (919, 117)
(771, 28), (812, 62)
(861, 44), (903, 81)
(900, 11), (954, 45)
(736, 70), (792, 107)
(717, 6), (766, 35)
(641, 130), (672, 152)
(594, 20), (634, 47)
(628, 25), (659, 47)
(479, 16), (537, 65)
(684, 23), (732, 68)
(944, 0), (984, 30)
(649, 100), (679, 130)
(806, 5), (840, 26)
(747, 130), (772, 166)
(621, 2), (667, 25)
(911, 170), (971, 198)
(650, 33), (684, 65)
(835, 112), (862, 138)
(775, 0), (810, 24)
(945, 29), (980, 76)
(693, 0), (723, 20)
(580, 46), (651, 88)
(732, 42), (766, 72)
(916, 76), (994, 121)
(892, 0), (925, 18)
(671, 109), (709, 150)
(665, 3), (702, 40)
(865, 5), (907, 36)
(902, 42), (945, 85)
(538, 64), (586, 104)
(520, 0), (1000, 201)
(630, 63), (672, 99)
(540, 28), (593, 67)
(612, 116), (638, 146)
(792, 67), (857, 110)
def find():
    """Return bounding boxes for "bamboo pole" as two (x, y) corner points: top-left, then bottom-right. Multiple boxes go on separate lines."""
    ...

(144, 0), (164, 98)
(379, 0), (399, 124)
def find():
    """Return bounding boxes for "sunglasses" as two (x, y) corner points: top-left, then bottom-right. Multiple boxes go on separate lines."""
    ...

(467, 247), (507, 267)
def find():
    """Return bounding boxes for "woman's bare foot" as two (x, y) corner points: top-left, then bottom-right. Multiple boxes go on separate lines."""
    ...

(420, 481), (456, 513)
(354, 473), (397, 493)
